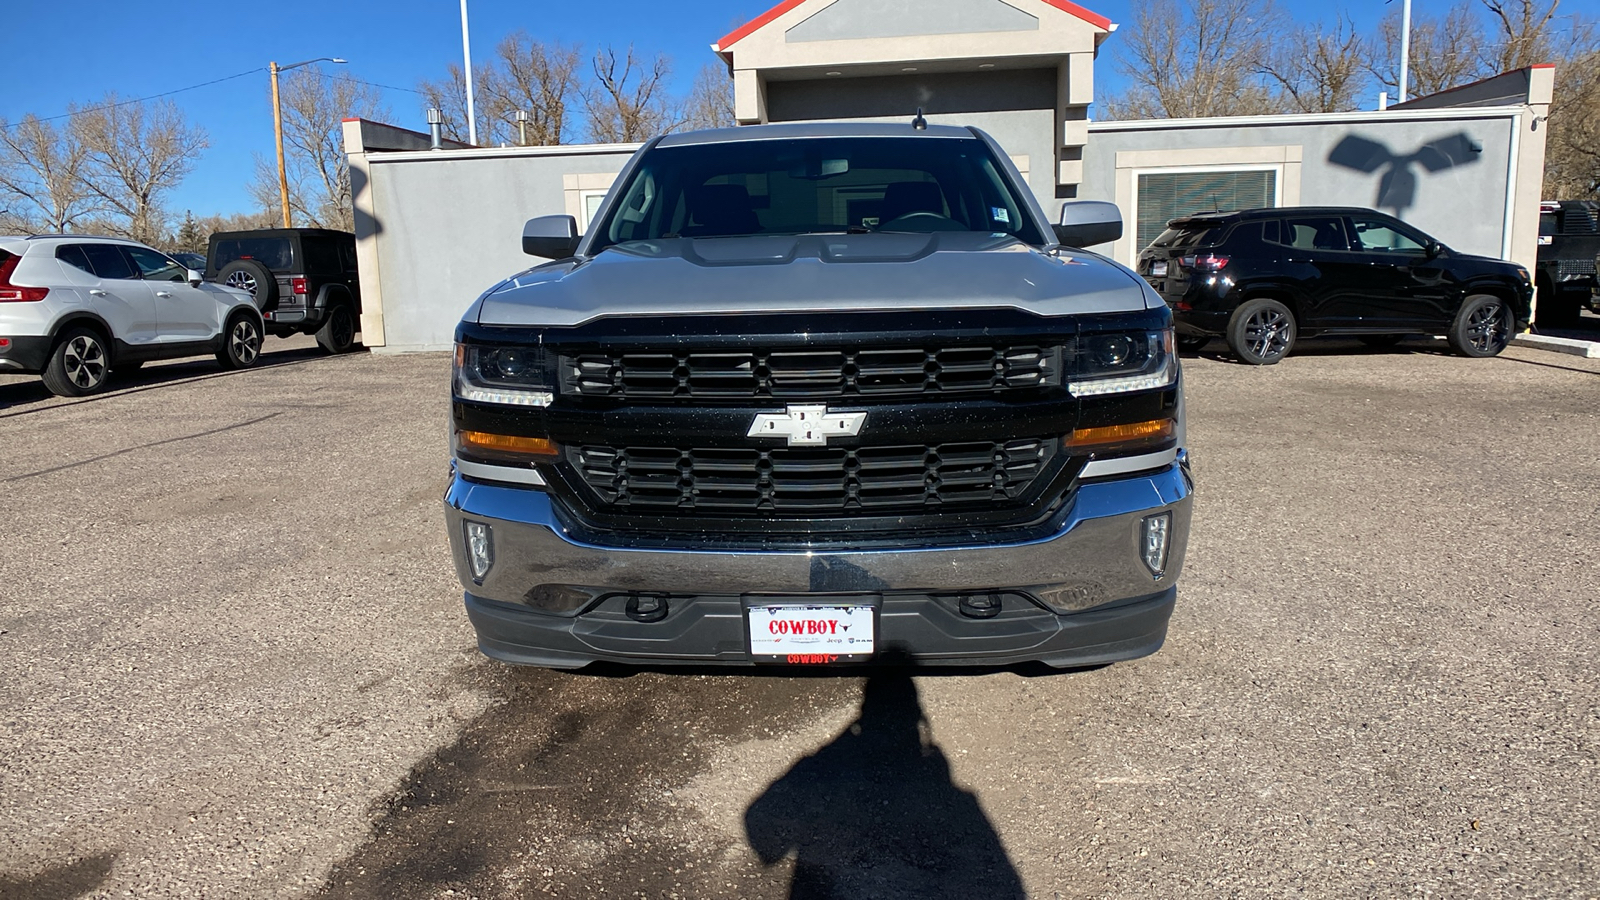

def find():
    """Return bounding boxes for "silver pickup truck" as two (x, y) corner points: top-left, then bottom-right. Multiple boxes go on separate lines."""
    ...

(443, 122), (1193, 669)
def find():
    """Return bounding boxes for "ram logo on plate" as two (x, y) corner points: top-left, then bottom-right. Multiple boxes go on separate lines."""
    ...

(748, 404), (866, 447)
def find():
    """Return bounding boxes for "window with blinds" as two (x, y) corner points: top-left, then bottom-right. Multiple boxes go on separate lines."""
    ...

(1135, 170), (1277, 251)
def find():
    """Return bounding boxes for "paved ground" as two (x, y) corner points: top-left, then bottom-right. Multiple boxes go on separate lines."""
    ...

(1, 330), (1597, 899)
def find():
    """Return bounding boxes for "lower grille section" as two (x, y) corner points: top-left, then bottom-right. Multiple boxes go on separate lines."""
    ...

(572, 439), (1055, 515)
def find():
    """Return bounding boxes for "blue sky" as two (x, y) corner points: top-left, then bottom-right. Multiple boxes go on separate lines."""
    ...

(2, 0), (1593, 221)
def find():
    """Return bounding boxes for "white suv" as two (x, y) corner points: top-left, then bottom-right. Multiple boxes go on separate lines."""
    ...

(0, 235), (265, 396)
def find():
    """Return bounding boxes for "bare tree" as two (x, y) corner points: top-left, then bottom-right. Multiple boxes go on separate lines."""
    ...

(1372, 2), (1489, 98)
(681, 64), (736, 131)
(70, 95), (207, 245)
(1261, 16), (1372, 112)
(482, 33), (583, 145)
(1102, 0), (1286, 119)
(584, 45), (678, 142)
(248, 65), (386, 230)
(0, 115), (99, 233)
(1481, 0), (1567, 71)
(417, 63), (483, 144)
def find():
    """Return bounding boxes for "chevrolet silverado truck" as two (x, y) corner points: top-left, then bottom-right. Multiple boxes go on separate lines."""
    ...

(443, 122), (1193, 669)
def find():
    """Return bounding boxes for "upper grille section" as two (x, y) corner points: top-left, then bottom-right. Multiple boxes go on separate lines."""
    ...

(564, 345), (1058, 400)
(571, 439), (1055, 515)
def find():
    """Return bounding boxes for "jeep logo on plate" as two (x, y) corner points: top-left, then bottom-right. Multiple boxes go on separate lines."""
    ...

(747, 405), (866, 447)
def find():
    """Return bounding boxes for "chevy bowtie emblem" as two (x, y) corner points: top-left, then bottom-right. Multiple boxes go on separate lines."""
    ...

(748, 405), (866, 447)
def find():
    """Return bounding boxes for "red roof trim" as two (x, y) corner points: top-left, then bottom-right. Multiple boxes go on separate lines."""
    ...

(716, 0), (1113, 51)
(716, 0), (808, 50)
(1531, 62), (1555, 69)
(1040, 0), (1113, 31)
(341, 117), (361, 123)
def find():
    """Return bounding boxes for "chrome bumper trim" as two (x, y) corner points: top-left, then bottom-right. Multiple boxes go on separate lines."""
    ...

(455, 458), (547, 486)
(444, 460), (1192, 605)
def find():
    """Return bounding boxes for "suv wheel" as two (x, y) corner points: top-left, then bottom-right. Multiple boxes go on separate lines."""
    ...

(1448, 295), (1512, 358)
(42, 327), (111, 397)
(216, 314), (263, 369)
(218, 259), (278, 310)
(1226, 298), (1296, 365)
(316, 304), (357, 354)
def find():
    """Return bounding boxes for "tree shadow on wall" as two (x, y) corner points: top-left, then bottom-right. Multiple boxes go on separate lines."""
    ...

(744, 668), (1024, 900)
(1327, 131), (1483, 219)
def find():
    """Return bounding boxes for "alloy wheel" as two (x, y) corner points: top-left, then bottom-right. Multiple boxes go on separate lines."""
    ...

(231, 320), (261, 365)
(1465, 301), (1509, 354)
(1243, 308), (1291, 361)
(63, 335), (107, 389)
(225, 270), (258, 296)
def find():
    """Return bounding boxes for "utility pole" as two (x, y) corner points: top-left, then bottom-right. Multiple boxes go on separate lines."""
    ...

(460, 0), (478, 145)
(270, 56), (347, 228)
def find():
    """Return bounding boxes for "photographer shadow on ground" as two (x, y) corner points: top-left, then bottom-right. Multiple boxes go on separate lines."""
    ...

(744, 662), (1025, 900)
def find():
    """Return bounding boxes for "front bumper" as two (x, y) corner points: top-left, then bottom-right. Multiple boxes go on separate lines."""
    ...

(444, 457), (1194, 669)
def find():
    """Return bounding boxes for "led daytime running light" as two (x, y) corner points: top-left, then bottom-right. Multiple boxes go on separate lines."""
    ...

(455, 382), (554, 407)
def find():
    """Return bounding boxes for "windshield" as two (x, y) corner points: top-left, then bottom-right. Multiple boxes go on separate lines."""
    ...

(589, 136), (1045, 252)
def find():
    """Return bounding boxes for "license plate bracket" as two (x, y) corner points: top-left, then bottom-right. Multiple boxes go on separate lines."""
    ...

(744, 594), (878, 664)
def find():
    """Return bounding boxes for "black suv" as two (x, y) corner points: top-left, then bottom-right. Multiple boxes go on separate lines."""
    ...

(206, 228), (361, 353)
(1534, 200), (1599, 328)
(1137, 207), (1533, 364)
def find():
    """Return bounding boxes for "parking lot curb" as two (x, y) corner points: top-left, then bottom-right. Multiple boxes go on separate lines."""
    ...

(1513, 333), (1600, 358)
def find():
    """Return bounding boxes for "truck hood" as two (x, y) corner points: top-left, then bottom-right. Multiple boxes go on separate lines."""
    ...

(474, 232), (1156, 327)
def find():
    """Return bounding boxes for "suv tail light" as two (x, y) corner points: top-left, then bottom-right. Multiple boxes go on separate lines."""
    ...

(291, 276), (308, 296)
(0, 253), (49, 302)
(1179, 253), (1230, 273)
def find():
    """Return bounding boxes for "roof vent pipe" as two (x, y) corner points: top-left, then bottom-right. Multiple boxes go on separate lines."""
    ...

(427, 108), (444, 150)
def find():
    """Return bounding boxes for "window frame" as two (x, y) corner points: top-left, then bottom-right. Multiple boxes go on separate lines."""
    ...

(1130, 164), (1283, 256)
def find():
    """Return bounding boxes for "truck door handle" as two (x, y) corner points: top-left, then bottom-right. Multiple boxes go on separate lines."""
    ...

(155, 291), (173, 298)
(89, 289), (108, 296)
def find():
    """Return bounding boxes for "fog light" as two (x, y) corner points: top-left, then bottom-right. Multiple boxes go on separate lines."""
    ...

(464, 521), (493, 582)
(1141, 512), (1171, 578)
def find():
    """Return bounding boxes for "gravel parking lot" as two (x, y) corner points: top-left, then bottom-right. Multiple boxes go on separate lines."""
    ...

(2, 332), (1597, 899)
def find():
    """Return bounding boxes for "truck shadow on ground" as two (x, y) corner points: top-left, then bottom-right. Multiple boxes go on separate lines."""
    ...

(319, 656), (1048, 899)
(0, 343), (356, 417)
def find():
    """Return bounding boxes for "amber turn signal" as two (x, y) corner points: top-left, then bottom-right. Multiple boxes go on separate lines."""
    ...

(457, 430), (559, 458)
(1063, 418), (1174, 450)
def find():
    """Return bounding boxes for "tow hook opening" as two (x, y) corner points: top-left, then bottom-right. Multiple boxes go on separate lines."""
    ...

(625, 593), (670, 623)
(957, 592), (1003, 619)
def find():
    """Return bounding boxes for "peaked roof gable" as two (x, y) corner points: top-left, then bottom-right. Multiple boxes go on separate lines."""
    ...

(714, 0), (1111, 53)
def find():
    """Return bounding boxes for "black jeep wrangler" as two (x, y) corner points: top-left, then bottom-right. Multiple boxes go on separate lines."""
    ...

(206, 228), (361, 353)
(1534, 200), (1600, 328)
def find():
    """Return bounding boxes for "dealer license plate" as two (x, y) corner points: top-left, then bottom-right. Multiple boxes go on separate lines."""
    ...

(1151, 260), (1168, 277)
(747, 603), (876, 663)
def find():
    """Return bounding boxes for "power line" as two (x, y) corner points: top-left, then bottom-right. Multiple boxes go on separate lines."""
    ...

(304, 69), (424, 95)
(1, 67), (267, 129)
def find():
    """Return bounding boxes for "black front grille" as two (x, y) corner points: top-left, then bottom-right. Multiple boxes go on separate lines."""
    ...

(1557, 258), (1597, 278)
(570, 438), (1055, 514)
(564, 345), (1057, 400)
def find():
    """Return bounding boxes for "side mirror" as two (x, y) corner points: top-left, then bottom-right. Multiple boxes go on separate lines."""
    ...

(1053, 201), (1123, 248)
(187, 269), (204, 287)
(522, 215), (581, 259)
(1425, 240), (1443, 259)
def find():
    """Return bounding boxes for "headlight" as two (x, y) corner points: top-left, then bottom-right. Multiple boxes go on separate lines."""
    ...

(1067, 329), (1177, 396)
(454, 343), (553, 406)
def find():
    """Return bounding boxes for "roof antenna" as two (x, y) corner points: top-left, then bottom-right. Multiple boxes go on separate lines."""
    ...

(912, 108), (927, 130)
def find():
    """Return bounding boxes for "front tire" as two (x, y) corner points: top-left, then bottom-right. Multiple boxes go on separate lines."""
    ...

(1226, 298), (1296, 365)
(41, 328), (111, 397)
(216, 314), (263, 370)
(1448, 295), (1512, 358)
(315, 304), (356, 354)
